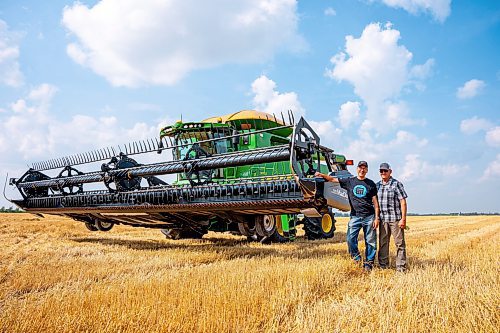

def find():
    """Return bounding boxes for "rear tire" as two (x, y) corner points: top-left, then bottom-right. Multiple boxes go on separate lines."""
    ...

(255, 215), (277, 238)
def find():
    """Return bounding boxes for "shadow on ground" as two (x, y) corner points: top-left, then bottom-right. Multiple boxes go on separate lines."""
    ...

(71, 231), (348, 261)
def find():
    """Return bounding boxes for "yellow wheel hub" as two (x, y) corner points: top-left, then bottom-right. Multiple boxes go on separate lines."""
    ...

(276, 216), (284, 236)
(321, 214), (333, 233)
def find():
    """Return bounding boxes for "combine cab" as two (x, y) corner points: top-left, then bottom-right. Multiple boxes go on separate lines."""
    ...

(8, 110), (352, 242)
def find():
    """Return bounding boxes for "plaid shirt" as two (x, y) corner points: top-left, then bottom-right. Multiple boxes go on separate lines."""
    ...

(377, 177), (408, 222)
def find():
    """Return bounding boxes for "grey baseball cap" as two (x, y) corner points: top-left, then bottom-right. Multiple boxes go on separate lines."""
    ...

(379, 162), (391, 170)
(357, 160), (368, 167)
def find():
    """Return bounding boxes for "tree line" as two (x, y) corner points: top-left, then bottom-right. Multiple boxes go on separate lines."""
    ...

(0, 207), (23, 213)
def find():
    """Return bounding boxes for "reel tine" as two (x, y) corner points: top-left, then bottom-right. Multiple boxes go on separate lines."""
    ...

(147, 138), (153, 151)
(281, 112), (285, 126)
(111, 146), (116, 157)
(106, 147), (112, 159)
(76, 154), (82, 164)
(273, 113), (278, 124)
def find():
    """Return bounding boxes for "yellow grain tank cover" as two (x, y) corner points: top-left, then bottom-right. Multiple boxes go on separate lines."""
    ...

(202, 110), (292, 137)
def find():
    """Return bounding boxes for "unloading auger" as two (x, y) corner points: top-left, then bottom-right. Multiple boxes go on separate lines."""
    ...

(8, 111), (352, 242)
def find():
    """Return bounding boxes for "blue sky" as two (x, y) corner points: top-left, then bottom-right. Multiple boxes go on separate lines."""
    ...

(0, 0), (498, 213)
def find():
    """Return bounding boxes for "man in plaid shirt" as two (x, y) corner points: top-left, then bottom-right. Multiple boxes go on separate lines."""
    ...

(377, 162), (408, 272)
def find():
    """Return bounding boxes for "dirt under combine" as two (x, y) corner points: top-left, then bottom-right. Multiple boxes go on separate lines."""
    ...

(8, 110), (353, 243)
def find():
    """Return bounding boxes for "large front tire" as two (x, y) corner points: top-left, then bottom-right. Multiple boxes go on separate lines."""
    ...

(303, 210), (336, 240)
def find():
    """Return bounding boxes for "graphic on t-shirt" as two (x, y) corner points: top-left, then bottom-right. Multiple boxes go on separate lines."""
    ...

(353, 185), (367, 198)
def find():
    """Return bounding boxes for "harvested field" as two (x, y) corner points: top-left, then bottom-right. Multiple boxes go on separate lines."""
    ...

(0, 214), (498, 332)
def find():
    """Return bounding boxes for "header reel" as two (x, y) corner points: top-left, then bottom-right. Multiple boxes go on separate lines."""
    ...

(9, 114), (348, 219)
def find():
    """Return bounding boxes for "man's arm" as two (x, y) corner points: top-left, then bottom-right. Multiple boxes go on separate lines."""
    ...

(314, 172), (340, 183)
(372, 195), (380, 229)
(398, 198), (407, 229)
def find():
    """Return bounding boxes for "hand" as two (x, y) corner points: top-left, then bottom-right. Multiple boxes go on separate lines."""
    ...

(372, 217), (379, 229)
(398, 219), (406, 229)
(314, 172), (323, 178)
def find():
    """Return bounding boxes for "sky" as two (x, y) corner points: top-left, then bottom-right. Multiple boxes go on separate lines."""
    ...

(0, 0), (499, 213)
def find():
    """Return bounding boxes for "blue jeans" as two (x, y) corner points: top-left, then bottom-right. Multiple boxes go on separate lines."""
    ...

(347, 215), (377, 266)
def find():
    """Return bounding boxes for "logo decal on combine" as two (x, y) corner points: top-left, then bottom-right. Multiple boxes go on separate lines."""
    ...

(353, 185), (367, 198)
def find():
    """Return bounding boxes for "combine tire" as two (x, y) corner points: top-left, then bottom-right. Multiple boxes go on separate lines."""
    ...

(303, 210), (336, 240)
(84, 222), (98, 231)
(255, 215), (293, 243)
(237, 222), (261, 242)
(95, 220), (114, 232)
(255, 215), (277, 237)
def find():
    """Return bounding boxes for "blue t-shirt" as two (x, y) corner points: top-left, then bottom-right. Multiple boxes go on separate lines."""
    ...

(339, 177), (377, 217)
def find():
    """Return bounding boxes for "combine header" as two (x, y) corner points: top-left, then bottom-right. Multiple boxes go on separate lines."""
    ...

(8, 110), (352, 242)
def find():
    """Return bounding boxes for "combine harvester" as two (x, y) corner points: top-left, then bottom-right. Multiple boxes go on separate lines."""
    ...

(8, 110), (353, 242)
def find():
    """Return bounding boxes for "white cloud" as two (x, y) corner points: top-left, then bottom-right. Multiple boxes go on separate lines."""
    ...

(0, 84), (172, 159)
(386, 101), (425, 128)
(324, 7), (336, 16)
(251, 75), (305, 117)
(391, 130), (428, 147)
(325, 22), (430, 131)
(409, 58), (435, 90)
(400, 153), (469, 182)
(460, 116), (493, 135)
(409, 58), (435, 80)
(485, 126), (500, 147)
(376, 0), (451, 22)
(62, 0), (304, 87)
(308, 120), (342, 146)
(326, 22), (412, 106)
(338, 101), (361, 128)
(0, 19), (24, 87)
(456, 79), (486, 99)
(481, 154), (500, 180)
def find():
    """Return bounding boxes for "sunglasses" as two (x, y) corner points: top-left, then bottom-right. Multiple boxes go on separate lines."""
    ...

(379, 169), (389, 173)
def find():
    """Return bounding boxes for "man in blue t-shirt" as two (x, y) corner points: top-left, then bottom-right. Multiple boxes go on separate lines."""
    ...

(315, 161), (380, 271)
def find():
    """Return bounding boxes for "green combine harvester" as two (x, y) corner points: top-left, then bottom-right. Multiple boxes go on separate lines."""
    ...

(8, 110), (353, 242)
